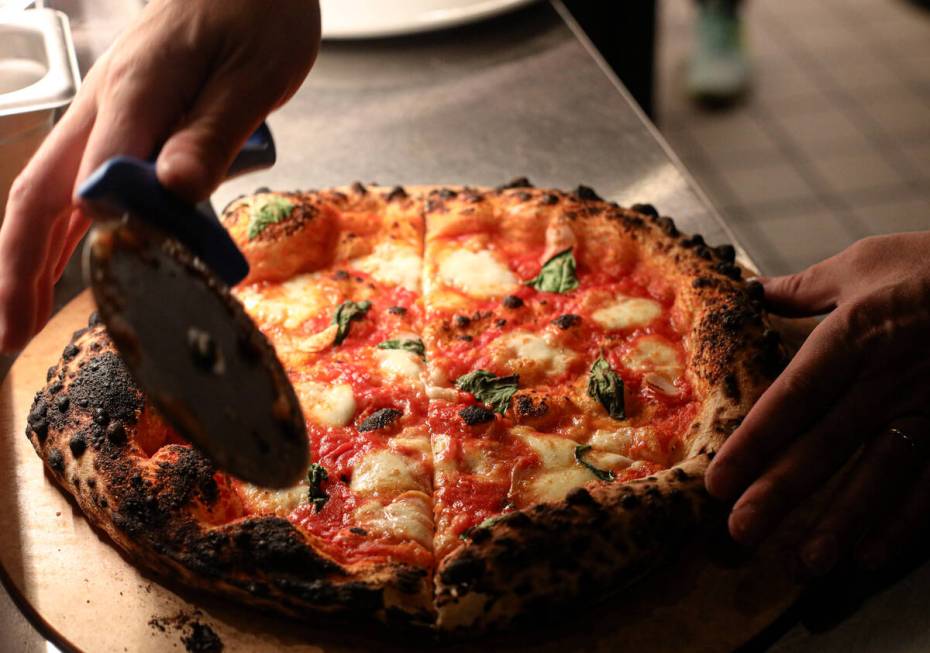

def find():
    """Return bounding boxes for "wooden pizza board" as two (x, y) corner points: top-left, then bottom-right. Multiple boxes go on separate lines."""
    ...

(0, 290), (818, 653)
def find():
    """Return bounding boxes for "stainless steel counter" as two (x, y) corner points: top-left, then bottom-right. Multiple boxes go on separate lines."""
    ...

(4, 1), (925, 652)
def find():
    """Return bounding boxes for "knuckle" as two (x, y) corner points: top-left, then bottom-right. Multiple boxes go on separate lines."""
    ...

(7, 169), (36, 210)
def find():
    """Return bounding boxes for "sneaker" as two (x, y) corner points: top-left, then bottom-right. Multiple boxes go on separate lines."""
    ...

(688, 0), (750, 104)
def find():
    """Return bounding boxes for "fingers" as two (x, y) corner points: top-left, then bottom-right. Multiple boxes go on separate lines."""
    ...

(155, 66), (290, 202)
(52, 209), (91, 282)
(760, 252), (845, 317)
(706, 309), (861, 501)
(73, 57), (193, 197)
(725, 377), (885, 547)
(799, 415), (930, 575)
(0, 88), (96, 352)
(855, 416), (930, 571)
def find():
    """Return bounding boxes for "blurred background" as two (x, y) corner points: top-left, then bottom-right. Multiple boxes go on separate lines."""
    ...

(656, 0), (929, 276)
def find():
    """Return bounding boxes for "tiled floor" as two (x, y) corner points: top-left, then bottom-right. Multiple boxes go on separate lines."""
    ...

(657, 0), (930, 276)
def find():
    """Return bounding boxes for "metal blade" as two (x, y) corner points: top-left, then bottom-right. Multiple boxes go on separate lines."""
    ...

(83, 214), (309, 488)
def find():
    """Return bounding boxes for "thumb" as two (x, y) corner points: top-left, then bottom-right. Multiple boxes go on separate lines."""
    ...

(759, 259), (842, 317)
(155, 73), (276, 203)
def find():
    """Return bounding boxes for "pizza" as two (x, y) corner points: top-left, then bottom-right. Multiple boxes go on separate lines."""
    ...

(25, 180), (783, 632)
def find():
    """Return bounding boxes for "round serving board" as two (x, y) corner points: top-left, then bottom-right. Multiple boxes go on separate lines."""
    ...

(0, 290), (817, 653)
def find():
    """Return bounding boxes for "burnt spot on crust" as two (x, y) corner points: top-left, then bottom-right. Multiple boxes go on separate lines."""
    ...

(574, 185), (602, 201)
(715, 261), (742, 280)
(69, 433), (87, 458)
(350, 181), (368, 195)
(393, 567), (428, 595)
(630, 203), (659, 218)
(459, 405), (495, 425)
(47, 448), (64, 473)
(62, 342), (80, 362)
(723, 373), (741, 403)
(385, 185), (408, 202)
(565, 487), (598, 508)
(515, 395), (548, 419)
(502, 295), (524, 309)
(155, 446), (219, 508)
(106, 421), (127, 445)
(440, 555), (485, 588)
(541, 193), (560, 206)
(551, 314), (581, 330)
(745, 279), (764, 301)
(357, 408), (403, 433)
(27, 396), (49, 441)
(672, 467), (691, 482)
(68, 352), (143, 425)
(714, 244), (736, 263)
(496, 177), (533, 191)
(681, 234), (704, 248)
(655, 216), (678, 237)
(453, 315), (471, 328)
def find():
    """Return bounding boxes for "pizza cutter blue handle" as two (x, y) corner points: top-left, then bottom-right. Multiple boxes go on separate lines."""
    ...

(77, 123), (277, 286)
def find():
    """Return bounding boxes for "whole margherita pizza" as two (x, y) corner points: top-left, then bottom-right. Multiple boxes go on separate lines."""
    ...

(26, 180), (783, 632)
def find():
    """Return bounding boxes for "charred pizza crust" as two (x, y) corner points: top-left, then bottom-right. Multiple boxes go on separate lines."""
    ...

(25, 321), (434, 628)
(27, 180), (784, 633)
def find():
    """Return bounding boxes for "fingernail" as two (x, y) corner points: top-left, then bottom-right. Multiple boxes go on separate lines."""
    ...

(801, 534), (838, 576)
(729, 503), (763, 546)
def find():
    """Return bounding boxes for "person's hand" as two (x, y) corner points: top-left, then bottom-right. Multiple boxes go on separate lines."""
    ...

(706, 231), (930, 575)
(0, 0), (320, 353)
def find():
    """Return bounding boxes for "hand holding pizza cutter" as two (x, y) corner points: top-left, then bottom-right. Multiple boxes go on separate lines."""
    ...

(77, 124), (309, 489)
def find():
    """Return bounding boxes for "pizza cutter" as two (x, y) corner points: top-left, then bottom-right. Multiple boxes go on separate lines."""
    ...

(77, 124), (309, 488)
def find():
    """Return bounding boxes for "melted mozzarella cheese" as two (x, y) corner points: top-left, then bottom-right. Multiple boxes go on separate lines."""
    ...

(530, 468), (599, 503)
(492, 331), (574, 377)
(235, 273), (328, 330)
(353, 491), (433, 548)
(588, 428), (634, 454)
(351, 449), (429, 496)
(295, 381), (357, 427)
(437, 249), (518, 298)
(351, 242), (422, 291)
(515, 430), (632, 503)
(390, 432), (432, 456)
(375, 348), (424, 382)
(516, 430), (577, 469)
(624, 336), (682, 373)
(591, 296), (662, 331)
(239, 483), (307, 516)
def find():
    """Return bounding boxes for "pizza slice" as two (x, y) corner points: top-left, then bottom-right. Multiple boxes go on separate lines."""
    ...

(420, 183), (775, 630)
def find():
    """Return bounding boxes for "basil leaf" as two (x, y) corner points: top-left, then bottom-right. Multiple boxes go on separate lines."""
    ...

(333, 300), (372, 345)
(526, 248), (579, 293)
(377, 338), (426, 360)
(455, 370), (519, 414)
(574, 445), (615, 482)
(307, 463), (329, 512)
(587, 356), (625, 420)
(248, 196), (294, 239)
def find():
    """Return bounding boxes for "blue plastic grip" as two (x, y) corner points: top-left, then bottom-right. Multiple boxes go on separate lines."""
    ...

(78, 123), (277, 286)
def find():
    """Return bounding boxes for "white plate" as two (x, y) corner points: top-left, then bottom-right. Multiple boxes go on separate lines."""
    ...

(320, 0), (538, 39)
